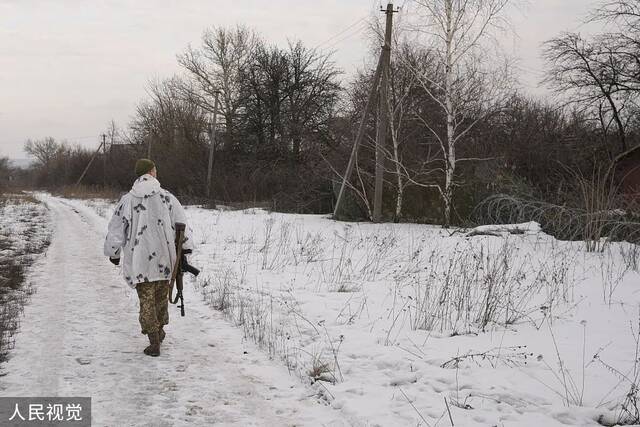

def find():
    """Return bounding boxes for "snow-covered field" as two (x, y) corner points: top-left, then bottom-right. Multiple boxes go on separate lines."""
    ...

(0, 195), (346, 426)
(77, 197), (640, 426)
(0, 194), (51, 287)
(9, 194), (640, 426)
(0, 194), (51, 360)
(180, 207), (640, 426)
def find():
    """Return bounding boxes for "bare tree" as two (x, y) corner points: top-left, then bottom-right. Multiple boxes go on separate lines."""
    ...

(237, 40), (341, 159)
(590, 1), (640, 96)
(385, 43), (438, 221)
(131, 77), (210, 194)
(595, 0), (640, 21)
(543, 0), (640, 157)
(104, 120), (121, 146)
(240, 43), (290, 151)
(406, 0), (515, 226)
(178, 25), (258, 148)
(543, 33), (634, 154)
(0, 157), (11, 193)
(282, 41), (342, 160)
(24, 137), (62, 167)
(133, 77), (207, 142)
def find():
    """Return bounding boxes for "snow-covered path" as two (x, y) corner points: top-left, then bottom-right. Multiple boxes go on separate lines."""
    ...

(0, 196), (345, 426)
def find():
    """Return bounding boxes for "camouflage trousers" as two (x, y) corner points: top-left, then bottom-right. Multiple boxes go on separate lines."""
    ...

(135, 281), (170, 335)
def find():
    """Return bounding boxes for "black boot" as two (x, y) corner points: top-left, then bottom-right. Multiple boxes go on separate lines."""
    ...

(159, 327), (166, 343)
(143, 332), (161, 357)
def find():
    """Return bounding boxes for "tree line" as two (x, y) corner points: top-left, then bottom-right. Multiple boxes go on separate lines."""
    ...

(15, 0), (640, 228)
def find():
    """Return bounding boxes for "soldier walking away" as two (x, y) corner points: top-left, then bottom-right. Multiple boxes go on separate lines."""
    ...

(104, 159), (194, 357)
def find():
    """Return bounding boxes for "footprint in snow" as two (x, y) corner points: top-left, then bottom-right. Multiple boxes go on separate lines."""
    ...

(186, 405), (202, 416)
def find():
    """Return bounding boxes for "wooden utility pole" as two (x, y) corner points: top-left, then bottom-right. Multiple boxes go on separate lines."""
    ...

(206, 92), (220, 199)
(333, 56), (384, 219)
(75, 136), (105, 187)
(334, 2), (396, 221)
(147, 134), (152, 158)
(373, 2), (396, 223)
(101, 133), (107, 188)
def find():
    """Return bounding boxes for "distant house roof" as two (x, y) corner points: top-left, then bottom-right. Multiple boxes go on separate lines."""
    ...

(608, 144), (640, 195)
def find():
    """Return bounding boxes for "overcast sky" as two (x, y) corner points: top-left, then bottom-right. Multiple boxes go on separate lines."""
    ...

(0, 0), (601, 159)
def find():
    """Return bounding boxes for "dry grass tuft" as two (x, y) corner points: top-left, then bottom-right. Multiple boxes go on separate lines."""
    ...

(54, 185), (121, 201)
(0, 195), (51, 362)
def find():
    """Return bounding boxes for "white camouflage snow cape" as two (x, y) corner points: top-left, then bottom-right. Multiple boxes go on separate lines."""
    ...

(104, 174), (194, 288)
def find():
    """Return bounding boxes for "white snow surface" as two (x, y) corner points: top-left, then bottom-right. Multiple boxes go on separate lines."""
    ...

(181, 207), (640, 426)
(0, 194), (51, 262)
(467, 221), (542, 235)
(0, 195), (347, 426)
(3, 194), (640, 426)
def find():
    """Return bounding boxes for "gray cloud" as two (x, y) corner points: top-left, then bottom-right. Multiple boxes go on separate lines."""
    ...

(0, 0), (598, 158)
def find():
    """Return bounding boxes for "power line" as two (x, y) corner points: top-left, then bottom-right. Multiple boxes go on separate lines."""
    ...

(324, 25), (367, 50)
(66, 135), (98, 140)
(314, 16), (370, 50)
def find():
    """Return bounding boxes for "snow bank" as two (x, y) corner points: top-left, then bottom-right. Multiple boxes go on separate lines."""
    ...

(0, 193), (51, 360)
(466, 221), (542, 236)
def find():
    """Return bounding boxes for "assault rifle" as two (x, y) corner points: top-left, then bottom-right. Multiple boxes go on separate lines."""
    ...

(169, 222), (200, 317)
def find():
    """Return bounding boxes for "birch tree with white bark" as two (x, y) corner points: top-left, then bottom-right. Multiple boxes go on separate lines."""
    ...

(385, 44), (439, 222)
(408, 0), (515, 226)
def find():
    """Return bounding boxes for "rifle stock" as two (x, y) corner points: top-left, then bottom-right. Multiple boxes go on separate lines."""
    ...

(168, 223), (200, 317)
